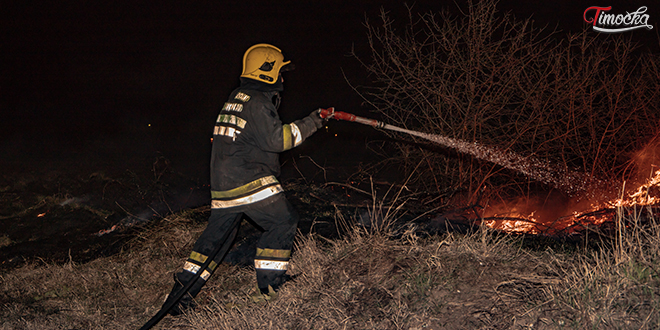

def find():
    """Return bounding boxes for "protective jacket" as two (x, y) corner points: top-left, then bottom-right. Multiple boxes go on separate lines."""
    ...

(210, 77), (318, 209)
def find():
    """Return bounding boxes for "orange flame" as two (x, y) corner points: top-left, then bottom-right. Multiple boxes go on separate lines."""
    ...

(483, 169), (660, 235)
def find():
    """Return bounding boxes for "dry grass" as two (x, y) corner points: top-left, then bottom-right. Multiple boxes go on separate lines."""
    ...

(545, 206), (660, 328)
(2, 200), (658, 329)
(0, 209), (207, 330)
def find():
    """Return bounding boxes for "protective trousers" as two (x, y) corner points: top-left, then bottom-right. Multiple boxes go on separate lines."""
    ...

(164, 193), (299, 314)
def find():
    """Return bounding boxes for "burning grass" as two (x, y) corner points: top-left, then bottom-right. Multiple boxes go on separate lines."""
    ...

(1, 200), (659, 329)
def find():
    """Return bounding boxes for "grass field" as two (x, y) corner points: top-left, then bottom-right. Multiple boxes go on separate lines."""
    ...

(1, 185), (658, 329)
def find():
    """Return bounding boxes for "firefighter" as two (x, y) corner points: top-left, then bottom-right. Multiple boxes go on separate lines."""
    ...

(163, 43), (325, 315)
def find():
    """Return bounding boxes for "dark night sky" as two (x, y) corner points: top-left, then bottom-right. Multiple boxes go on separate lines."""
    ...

(1, 1), (658, 179)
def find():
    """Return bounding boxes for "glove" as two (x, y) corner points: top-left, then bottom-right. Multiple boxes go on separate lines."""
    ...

(308, 109), (324, 129)
(318, 107), (335, 119)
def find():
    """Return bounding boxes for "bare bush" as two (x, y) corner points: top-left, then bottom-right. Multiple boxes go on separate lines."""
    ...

(354, 0), (660, 201)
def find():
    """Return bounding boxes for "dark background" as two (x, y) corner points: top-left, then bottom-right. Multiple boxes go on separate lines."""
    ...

(2, 0), (658, 183)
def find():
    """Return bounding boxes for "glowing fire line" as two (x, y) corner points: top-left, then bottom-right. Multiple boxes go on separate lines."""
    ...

(483, 169), (660, 234)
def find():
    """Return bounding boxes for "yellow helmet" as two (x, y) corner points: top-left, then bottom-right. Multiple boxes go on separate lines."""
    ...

(241, 43), (291, 84)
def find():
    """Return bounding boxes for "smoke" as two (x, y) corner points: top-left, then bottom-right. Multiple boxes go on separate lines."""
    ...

(629, 136), (660, 185)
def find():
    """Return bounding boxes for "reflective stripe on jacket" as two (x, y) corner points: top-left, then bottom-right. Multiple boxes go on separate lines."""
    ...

(211, 175), (283, 209)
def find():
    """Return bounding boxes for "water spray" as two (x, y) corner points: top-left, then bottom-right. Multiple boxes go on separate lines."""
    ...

(319, 108), (604, 196)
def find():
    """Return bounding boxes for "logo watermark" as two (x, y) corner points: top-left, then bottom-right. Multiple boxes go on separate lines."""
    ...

(584, 6), (654, 33)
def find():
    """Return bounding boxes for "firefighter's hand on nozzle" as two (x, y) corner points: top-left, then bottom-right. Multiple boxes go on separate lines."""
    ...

(308, 109), (324, 129)
(318, 107), (335, 120)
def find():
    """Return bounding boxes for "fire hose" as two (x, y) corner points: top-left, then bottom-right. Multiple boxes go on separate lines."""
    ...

(139, 214), (242, 330)
(318, 107), (439, 142)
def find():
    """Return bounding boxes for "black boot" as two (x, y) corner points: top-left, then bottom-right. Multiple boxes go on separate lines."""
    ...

(257, 271), (295, 294)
